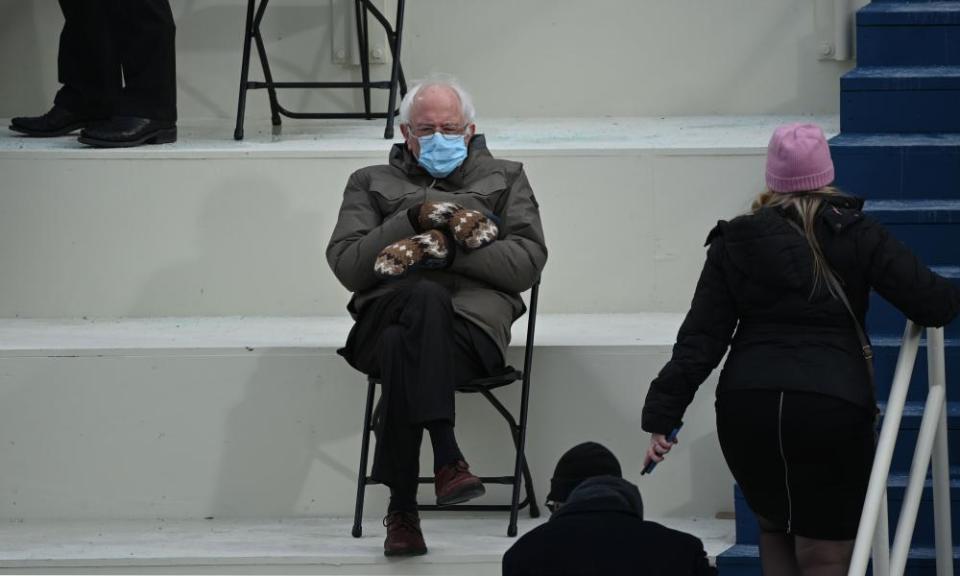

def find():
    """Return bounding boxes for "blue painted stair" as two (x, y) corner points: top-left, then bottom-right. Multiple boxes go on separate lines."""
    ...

(841, 67), (960, 133)
(857, 2), (960, 67)
(717, 1), (960, 573)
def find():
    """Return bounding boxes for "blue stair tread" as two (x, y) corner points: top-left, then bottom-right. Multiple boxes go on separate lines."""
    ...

(717, 544), (960, 575)
(831, 133), (960, 148)
(864, 200), (960, 223)
(717, 544), (759, 560)
(860, 2), (960, 26)
(872, 336), (960, 347)
(878, 400), (960, 423)
(933, 265), (960, 279)
(843, 66), (960, 90)
(887, 468), (960, 491)
(717, 544), (960, 560)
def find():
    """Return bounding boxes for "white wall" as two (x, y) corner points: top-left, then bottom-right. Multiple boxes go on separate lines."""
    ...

(0, 0), (853, 121)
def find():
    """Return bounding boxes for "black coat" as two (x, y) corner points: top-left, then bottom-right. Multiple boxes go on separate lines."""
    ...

(502, 477), (716, 576)
(642, 195), (960, 434)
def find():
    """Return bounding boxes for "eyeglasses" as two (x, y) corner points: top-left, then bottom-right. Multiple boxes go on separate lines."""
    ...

(411, 123), (469, 138)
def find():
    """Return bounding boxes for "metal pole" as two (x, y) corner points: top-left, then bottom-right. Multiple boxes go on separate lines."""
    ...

(927, 327), (953, 576)
(849, 321), (923, 576)
(889, 386), (945, 575)
(873, 493), (890, 576)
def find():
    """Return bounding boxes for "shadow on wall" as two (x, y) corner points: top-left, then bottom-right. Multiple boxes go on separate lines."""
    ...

(0, 1), (56, 118)
(173, 0), (366, 120)
(210, 353), (371, 518)
(129, 169), (330, 316)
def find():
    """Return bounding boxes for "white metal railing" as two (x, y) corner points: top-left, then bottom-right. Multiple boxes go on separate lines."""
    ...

(849, 321), (953, 576)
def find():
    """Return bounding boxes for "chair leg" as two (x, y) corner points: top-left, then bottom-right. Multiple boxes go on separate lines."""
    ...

(234, 0), (257, 140)
(383, 0), (405, 139)
(352, 379), (377, 538)
(250, 0), (281, 127)
(508, 374), (534, 537)
(355, 0), (372, 119)
(521, 455), (541, 519)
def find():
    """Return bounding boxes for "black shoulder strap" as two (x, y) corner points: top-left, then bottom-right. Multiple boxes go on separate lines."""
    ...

(784, 218), (875, 387)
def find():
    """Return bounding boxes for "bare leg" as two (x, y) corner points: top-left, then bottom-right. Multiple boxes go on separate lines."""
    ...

(795, 536), (854, 576)
(757, 515), (800, 576)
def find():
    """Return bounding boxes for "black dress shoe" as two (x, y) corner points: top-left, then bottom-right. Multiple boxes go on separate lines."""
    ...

(78, 116), (177, 148)
(9, 105), (103, 137)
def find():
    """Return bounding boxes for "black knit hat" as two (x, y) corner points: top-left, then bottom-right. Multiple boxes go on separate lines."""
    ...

(546, 442), (622, 503)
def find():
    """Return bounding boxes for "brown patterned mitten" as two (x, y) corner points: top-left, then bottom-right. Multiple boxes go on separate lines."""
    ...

(374, 230), (451, 279)
(416, 201), (499, 250)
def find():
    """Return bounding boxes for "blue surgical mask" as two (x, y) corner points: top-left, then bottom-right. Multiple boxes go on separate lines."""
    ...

(417, 132), (468, 178)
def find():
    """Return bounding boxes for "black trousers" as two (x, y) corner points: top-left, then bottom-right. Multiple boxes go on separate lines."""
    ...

(54, 0), (177, 121)
(340, 278), (503, 492)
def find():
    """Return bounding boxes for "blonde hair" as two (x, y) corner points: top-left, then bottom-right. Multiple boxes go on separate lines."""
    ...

(751, 186), (846, 297)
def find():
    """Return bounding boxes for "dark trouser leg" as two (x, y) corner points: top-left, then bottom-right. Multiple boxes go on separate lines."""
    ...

(54, 0), (120, 116)
(342, 278), (502, 506)
(379, 325), (423, 513)
(113, 0), (177, 121)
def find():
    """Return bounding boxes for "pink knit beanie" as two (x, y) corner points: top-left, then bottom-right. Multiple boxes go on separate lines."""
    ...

(765, 123), (835, 193)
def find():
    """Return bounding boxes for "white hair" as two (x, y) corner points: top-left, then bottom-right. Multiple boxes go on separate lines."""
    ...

(397, 75), (476, 126)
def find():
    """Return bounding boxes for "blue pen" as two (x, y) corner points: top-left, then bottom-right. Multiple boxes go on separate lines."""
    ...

(641, 424), (682, 475)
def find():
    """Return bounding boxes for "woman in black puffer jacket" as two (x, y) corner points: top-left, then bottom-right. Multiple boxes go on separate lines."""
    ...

(641, 123), (959, 576)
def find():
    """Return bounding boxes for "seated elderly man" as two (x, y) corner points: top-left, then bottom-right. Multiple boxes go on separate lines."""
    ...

(326, 77), (547, 557)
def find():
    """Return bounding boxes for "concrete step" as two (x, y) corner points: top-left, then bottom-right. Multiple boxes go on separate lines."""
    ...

(868, 268), (960, 338)
(0, 116), (837, 318)
(717, 543), (960, 576)
(866, 199), (960, 224)
(857, 2), (960, 66)
(873, 337), (960, 402)
(831, 133), (960, 201)
(863, 201), (960, 270)
(0, 314), (737, 524)
(886, 402), (960, 474)
(841, 67), (960, 133)
(0, 515), (733, 575)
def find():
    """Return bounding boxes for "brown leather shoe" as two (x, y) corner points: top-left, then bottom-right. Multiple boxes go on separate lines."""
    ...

(383, 511), (427, 557)
(435, 460), (486, 506)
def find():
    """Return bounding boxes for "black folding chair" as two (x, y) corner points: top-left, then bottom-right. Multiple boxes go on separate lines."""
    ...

(234, 0), (408, 140)
(351, 282), (542, 538)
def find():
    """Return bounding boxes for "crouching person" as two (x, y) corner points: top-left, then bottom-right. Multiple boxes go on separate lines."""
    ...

(503, 442), (716, 576)
(327, 76), (547, 557)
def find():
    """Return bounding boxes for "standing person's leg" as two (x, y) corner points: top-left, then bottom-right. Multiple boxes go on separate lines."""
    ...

(78, 0), (177, 147)
(55, 0), (120, 116)
(114, 0), (177, 121)
(781, 392), (873, 576)
(717, 389), (801, 575)
(794, 538), (854, 576)
(10, 0), (117, 136)
(758, 517), (800, 576)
